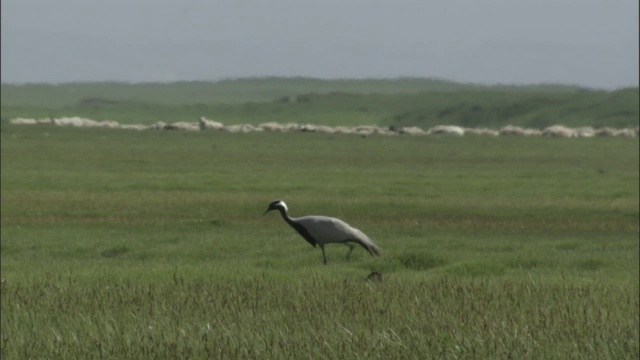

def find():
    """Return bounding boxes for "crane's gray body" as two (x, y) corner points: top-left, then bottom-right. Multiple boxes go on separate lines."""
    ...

(264, 200), (381, 264)
(294, 215), (371, 246)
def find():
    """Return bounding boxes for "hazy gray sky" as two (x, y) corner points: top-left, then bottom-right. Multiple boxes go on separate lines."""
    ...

(1, 0), (638, 89)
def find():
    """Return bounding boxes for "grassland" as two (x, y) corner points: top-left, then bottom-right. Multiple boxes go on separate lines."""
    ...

(2, 78), (638, 129)
(0, 77), (590, 107)
(1, 119), (638, 358)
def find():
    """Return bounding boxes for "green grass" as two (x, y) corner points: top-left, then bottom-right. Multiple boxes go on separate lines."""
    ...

(2, 277), (637, 358)
(1, 124), (638, 358)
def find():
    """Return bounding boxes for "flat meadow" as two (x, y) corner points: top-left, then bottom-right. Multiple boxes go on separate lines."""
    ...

(1, 120), (638, 358)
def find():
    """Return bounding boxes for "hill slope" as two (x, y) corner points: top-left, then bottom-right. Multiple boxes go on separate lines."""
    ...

(1, 78), (637, 128)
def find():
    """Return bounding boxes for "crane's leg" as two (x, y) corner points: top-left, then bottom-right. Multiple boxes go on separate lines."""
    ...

(345, 243), (355, 260)
(320, 244), (328, 265)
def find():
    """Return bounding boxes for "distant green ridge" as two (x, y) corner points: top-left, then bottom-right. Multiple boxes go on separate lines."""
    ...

(1, 77), (591, 107)
(1, 78), (637, 128)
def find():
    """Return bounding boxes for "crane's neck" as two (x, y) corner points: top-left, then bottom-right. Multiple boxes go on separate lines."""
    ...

(276, 207), (317, 247)
(277, 207), (296, 227)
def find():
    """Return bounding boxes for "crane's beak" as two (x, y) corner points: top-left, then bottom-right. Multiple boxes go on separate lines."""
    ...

(262, 208), (271, 216)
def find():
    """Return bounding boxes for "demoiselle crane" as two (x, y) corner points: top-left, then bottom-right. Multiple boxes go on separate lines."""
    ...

(263, 200), (381, 264)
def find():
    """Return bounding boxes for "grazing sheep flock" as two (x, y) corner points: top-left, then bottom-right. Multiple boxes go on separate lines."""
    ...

(8, 116), (639, 138)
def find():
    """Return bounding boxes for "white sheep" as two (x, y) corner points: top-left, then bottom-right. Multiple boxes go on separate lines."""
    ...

(464, 127), (499, 136)
(119, 124), (149, 131)
(353, 126), (374, 135)
(542, 125), (576, 138)
(251, 125), (265, 133)
(427, 125), (465, 136)
(613, 128), (637, 138)
(372, 126), (395, 135)
(199, 117), (224, 130)
(299, 124), (318, 132)
(53, 117), (97, 127)
(165, 122), (200, 131)
(7, 116), (638, 140)
(79, 119), (98, 127)
(398, 126), (426, 135)
(10, 118), (38, 125)
(595, 127), (616, 137)
(333, 126), (354, 134)
(95, 120), (120, 129)
(574, 127), (595, 138)
(223, 124), (256, 133)
(499, 125), (525, 136)
(314, 125), (335, 134)
(499, 125), (542, 136)
(258, 122), (285, 132)
(282, 123), (301, 132)
(151, 121), (168, 130)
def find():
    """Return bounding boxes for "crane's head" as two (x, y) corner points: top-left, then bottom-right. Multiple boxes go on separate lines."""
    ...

(263, 199), (287, 215)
